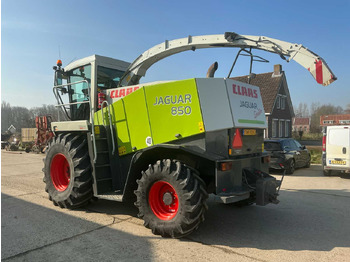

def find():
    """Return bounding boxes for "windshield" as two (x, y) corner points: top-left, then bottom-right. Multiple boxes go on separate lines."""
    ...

(264, 141), (282, 151)
(67, 65), (91, 120)
(97, 66), (125, 89)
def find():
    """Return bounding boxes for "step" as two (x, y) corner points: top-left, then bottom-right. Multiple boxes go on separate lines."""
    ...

(96, 191), (123, 202)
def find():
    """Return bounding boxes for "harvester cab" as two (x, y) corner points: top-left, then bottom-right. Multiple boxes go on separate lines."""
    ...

(46, 32), (336, 238)
(53, 55), (129, 122)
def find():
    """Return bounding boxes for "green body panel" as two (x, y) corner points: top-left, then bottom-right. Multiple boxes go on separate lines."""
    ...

(144, 79), (204, 144)
(94, 107), (106, 126)
(111, 101), (132, 155)
(123, 88), (152, 152)
(94, 79), (205, 156)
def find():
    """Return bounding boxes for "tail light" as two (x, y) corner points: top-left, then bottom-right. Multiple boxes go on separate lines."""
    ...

(219, 162), (233, 171)
(322, 135), (326, 152)
(232, 129), (243, 149)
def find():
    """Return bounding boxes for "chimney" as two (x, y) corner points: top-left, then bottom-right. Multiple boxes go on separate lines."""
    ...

(272, 64), (282, 77)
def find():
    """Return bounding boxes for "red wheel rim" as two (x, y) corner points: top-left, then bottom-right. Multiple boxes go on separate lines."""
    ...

(149, 181), (179, 220)
(50, 153), (70, 191)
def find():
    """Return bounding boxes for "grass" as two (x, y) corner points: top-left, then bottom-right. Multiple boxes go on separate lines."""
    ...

(307, 146), (322, 164)
(292, 132), (323, 141)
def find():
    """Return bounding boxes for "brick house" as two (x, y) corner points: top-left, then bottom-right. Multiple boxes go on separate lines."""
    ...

(320, 114), (350, 126)
(293, 117), (311, 133)
(232, 64), (294, 138)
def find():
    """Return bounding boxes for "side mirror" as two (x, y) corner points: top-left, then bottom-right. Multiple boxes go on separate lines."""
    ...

(301, 145), (306, 150)
(54, 70), (63, 86)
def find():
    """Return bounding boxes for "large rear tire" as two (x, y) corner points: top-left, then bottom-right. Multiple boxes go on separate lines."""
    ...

(134, 159), (208, 238)
(43, 133), (93, 208)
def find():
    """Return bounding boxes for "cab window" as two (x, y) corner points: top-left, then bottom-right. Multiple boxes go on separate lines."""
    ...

(67, 65), (91, 120)
(97, 66), (125, 89)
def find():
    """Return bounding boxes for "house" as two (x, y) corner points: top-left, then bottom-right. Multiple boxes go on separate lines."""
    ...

(232, 64), (294, 138)
(320, 114), (350, 126)
(293, 117), (311, 133)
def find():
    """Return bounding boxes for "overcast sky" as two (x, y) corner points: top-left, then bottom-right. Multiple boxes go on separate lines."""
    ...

(1, 0), (349, 109)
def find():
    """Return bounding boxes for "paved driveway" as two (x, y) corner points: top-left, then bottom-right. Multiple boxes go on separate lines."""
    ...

(2, 151), (350, 261)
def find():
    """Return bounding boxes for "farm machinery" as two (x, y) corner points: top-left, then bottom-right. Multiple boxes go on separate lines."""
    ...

(44, 32), (336, 238)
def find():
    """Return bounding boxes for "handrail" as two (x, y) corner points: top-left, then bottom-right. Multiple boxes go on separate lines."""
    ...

(101, 100), (116, 155)
(52, 79), (98, 163)
(53, 80), (90, 121)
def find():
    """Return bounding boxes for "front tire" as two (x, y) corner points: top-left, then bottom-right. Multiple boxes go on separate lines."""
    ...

(43, 133), (93, 208)
(286, 159), (295, 174)
(305, 159), (311, 168)
(134, 159), (208, 238)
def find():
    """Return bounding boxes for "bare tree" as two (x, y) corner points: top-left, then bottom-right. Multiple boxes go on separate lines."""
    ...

(310, 104), (344, 133)
(1, 102), (63, 133)
(294, 102), (310, 118)
(345, 103), (350, 114)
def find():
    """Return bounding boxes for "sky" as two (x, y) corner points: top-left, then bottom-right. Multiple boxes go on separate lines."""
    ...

(1, 0), (350, 110)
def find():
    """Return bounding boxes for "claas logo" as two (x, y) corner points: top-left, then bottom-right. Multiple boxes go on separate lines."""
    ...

(232, 84), (258, 98)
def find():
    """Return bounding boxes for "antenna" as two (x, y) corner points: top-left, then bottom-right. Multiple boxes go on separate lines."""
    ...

(58, 45), (61, 60)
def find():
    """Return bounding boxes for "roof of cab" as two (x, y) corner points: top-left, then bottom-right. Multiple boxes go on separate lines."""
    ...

(64, 55), (130, 72)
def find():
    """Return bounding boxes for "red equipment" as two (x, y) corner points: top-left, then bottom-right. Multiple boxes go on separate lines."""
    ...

(35, 116), (54, 152)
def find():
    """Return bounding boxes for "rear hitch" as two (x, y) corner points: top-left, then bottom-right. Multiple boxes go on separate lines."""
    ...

(243, 168), (283, 206)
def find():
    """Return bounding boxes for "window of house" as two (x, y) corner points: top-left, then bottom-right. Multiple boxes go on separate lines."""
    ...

(279, 120), (284, 137)
(340, 120), (350, 124)
(323, 120), (334, 124)
(285, 120), (290, 137)
(276, 96), (281, 109)
(272, 119), (278, 137)
(304, 126), (307, 131)
(281, 97), (286, 110)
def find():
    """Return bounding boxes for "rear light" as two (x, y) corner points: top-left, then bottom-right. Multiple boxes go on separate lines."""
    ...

(322, 135), (326, 152)
(219, 162), (233, 171)
(279, 163), (284, 168)
(232, 129), (243, 149)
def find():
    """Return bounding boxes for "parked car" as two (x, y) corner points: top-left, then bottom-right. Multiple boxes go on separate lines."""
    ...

(322, 125), (350, 176)
(264, 138), (311, 174)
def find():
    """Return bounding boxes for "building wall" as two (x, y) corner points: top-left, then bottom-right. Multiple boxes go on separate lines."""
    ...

(293, 124), (310, 133)
(266, 77), (293, 138)
(320, 114), (350, 126)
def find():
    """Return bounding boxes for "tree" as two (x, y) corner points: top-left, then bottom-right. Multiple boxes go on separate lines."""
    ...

(1, 101), (63, 133)
(310, 104), (343, 133)
(31, 104), (59, 122)
(345, 103), (350, 114)
(1, 101), (12, 132)
(294, 102), (309, 117)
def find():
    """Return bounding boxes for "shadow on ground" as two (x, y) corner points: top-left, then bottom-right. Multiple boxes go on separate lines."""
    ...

(60, 188), (350, 253)
(1, 193), (152, 261)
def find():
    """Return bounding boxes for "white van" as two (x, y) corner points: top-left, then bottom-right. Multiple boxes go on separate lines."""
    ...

(322, 125), (350, 176)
